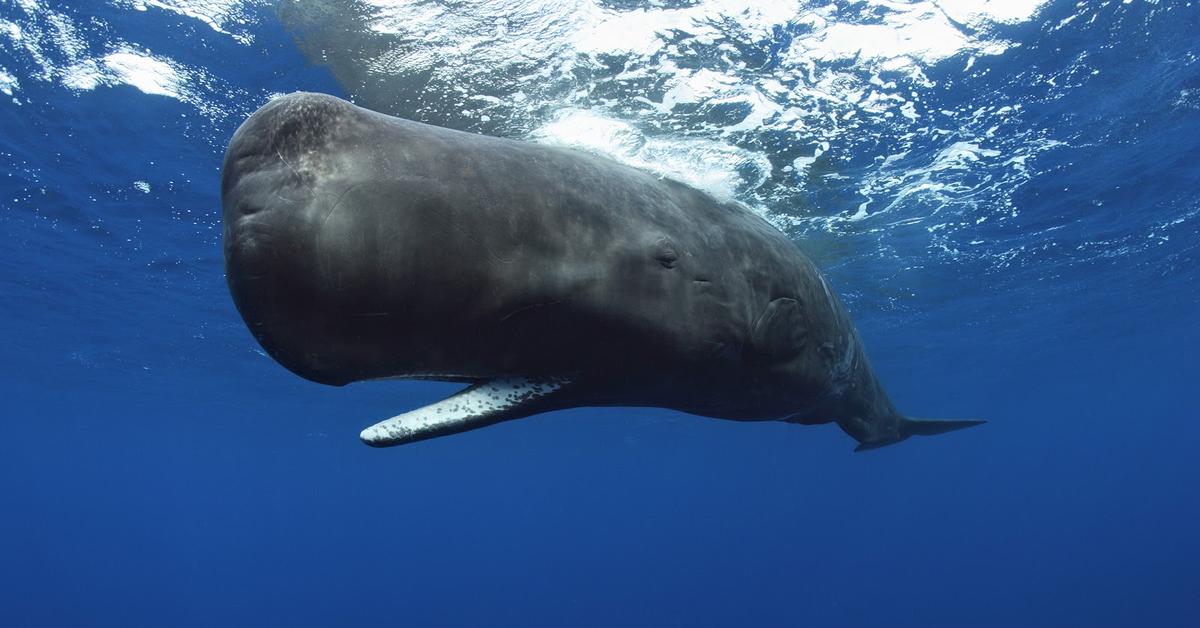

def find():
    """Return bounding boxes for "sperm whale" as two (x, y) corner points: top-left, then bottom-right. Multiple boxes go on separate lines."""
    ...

(221, 92), (982, 450)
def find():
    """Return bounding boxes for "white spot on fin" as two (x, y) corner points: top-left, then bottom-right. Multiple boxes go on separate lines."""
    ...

(359, 376), (570, 447)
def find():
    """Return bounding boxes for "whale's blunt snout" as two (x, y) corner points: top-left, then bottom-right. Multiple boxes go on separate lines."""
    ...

(221, 92), (352, 220)
(223, 93), (334, 291)
(221, 92), (360, 387)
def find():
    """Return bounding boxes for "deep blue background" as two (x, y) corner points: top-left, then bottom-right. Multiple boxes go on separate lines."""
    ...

(1, 2), (1198, 627)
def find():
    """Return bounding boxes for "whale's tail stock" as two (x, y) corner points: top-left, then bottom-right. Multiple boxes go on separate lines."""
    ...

(841, 414), (986, 452)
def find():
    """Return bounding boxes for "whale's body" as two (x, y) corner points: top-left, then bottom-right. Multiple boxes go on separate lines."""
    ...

(222, 92), (981, 450)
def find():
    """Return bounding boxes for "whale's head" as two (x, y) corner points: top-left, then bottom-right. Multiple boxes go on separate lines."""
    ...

(221, 92), (393, 385)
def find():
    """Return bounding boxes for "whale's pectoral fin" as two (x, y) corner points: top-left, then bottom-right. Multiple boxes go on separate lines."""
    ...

(851, 416), (986, 452)
(359, 376), (574, 447)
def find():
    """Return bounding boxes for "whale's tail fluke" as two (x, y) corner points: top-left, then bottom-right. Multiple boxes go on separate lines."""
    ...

(847, 416), (986, 452)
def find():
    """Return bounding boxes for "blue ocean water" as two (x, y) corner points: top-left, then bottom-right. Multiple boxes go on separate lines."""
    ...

(1, 1), (1198, 626)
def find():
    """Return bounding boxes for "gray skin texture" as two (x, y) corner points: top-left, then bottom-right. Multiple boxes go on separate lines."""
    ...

(222, 92), (981, 449)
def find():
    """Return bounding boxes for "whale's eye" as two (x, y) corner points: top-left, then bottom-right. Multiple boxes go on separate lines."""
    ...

(653, 238), (679, 269)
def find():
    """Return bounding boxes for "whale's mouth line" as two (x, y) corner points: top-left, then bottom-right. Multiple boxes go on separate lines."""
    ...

(363, 372), (507, 384)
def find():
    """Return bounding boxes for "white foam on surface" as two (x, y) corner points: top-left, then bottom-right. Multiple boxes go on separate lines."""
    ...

(575, 0), (805, 56)
(62, 49), (184, 99)
(0, 68), (17, 95)
(277, 0), (1058, 233)
(3, 0), (254, 122)
(119, 0), (258, 43)
(533, 108), (771, 201)
(107, 51), (182, 97)
(938, 0), (1050, 26)
(783, 1), (1046, 78)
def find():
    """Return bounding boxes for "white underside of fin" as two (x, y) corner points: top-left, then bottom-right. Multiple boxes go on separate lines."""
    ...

(359, 376), (569, 447)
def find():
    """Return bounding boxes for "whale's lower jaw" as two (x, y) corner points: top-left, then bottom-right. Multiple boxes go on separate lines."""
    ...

(359, 376), (573, 447)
